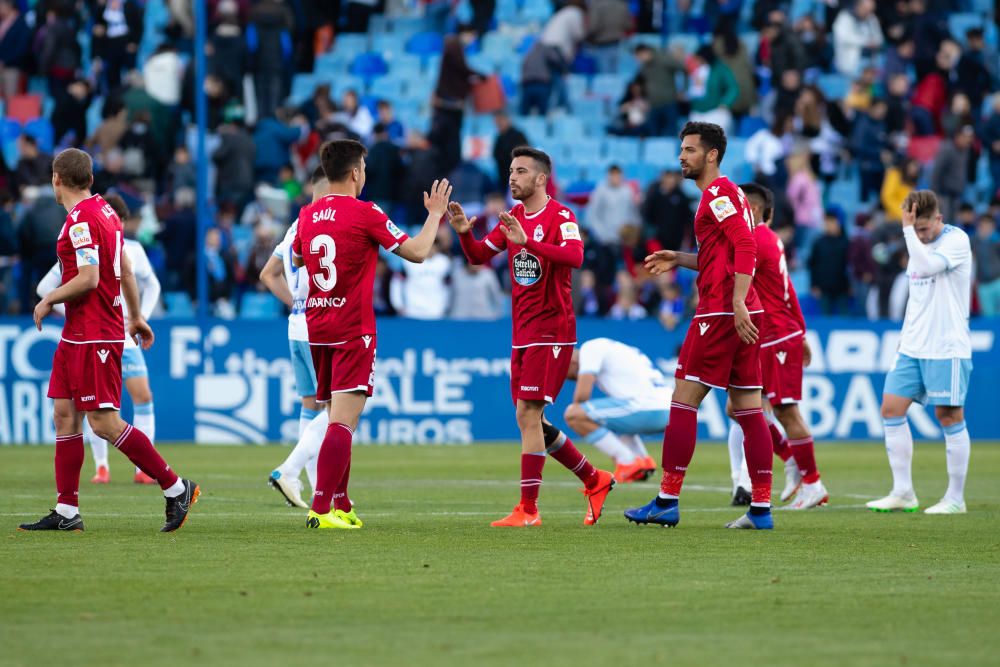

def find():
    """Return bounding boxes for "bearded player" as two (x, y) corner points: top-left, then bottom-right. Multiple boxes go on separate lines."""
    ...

(293, 140), (452, 530)
(20, 148), (198, 533)
(624, 122), (775, 530)
(725, 183), (827, 510)
(449, 146), (616, 527)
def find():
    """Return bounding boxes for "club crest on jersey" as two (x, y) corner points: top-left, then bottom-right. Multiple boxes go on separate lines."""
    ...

(97, 349), (109, 364)
(512, 249), (542, 286)
(533, 224), (544, 242)
(709, 196), (738, 223)
(560, 221), (581, 241)
(386, 220), (405, 239)
(69, 222), (92, 248)
(776, 351), (787, 365)
(698, 322), (710, 336)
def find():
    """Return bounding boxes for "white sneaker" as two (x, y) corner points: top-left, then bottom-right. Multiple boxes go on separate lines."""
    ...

(924, 498), (967, 514)
(787, 480), (829, 510)
(866, 492), (919, 512)
(268, 470), (309, 509)
(779, 459), (802, 503)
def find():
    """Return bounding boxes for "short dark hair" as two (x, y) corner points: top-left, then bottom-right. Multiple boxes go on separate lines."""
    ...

(310, 165), (328, 184)
(104, 193), (130, 220)
(320, 140), (367, 182)
(52, 148), (93, 190)
(511, 146), (552, 175)
(634, 44), (653, 54)
(608, 164), (622, 174)
(739, 182), (774, 223)
(679, 121), (727, 164)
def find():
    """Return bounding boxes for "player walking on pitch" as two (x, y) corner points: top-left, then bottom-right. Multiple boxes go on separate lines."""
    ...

(563, 338), (666, 483)
(37, 193), (162, 486)
(726, 183), (827, 510)
(261, 166), (330, 509)
(868, 191), (974, 515)
(450, 146), (616, 527)
(624, 122), (775, 529)
(293, 140), (452, 529)
(20, 149), (198, 532)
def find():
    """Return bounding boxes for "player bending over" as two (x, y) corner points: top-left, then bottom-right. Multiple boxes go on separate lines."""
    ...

(20, 148), (198, 532)
(868, 191), (974, 515)
(37, 193), (161, 486)
(262, 166), (330, 509)
(563, 338), (666, 483)
(624, 121), (775, 530)
(725, 183), (827, 510)
(293, 139), (452, 530)
(450, 146), (615, 527)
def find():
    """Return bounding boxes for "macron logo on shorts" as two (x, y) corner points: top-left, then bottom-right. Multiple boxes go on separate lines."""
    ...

(97, 349), (109, 364)
(699, 322), (710, 336)
(776, 351), (787, 365)
(362, 335), (372, 349)
(552, 346), (561, 358)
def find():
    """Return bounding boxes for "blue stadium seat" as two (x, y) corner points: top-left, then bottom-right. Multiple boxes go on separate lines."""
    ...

(566, 138), (604, 164)
(368, 75), (408, 101)
(335, 34), (369, 55)
(571, 52), (598, 75)
(817, 73), (850, 101)
(566, 74), (589, 100)
(349, 52), (389, 80)
(949, 13), (998, 46)
(466, 53), (496, 74)
(591, 73), (626, 100)
(240, 293), (281, 320)
(551, 116), (585, 141)
(738, 115), (768, 138)
(582, 117), (609, 138)
(406, 32), (444, 58)
(574, 97), (607, 124)
(605, 137), (641, 164)
(624, 162), (662, 184)
(388, 53), (424, 78)
(641, 138), (679, 164)
(289, 74), (319, 105)
(313, 51), (352, 73)
(163, 292), (195, 318)
(519, 0), (553, 22)
(24, 118), (54, 153)
(1, 118), (20, 145)
(514, 116), (549, 142)
(517, 34), (537, 54)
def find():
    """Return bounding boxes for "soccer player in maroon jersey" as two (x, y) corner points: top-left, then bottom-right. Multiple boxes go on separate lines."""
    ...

(624, 122), (775, 530)
(292, 139), (452, 530)
(726, 183), (826, 509)
(448, 146), (616, 527)
(20, 149), (199, 533)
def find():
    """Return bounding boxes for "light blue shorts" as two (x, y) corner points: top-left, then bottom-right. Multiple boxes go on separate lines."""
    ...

(289, 339), (318, 398)
(121, 347), (148, 379)
(883, 353), (972, 407)
(582, 397), (670, 435)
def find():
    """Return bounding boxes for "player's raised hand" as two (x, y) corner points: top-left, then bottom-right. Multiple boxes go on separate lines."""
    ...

(423, 178), (453, 218)
(33, 299), (53, 331)
(733, 301), (759, 345)
(644, 250), (679, 275)
(901, 201), (916, 228)
(499, 212), (527, 245)
(129, 318), (155, 350)
(446, 201), (477, 234)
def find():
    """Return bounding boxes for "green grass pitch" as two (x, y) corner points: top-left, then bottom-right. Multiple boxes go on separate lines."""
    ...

(2, 441), (999, 667)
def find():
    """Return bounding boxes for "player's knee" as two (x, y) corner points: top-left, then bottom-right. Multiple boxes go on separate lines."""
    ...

(130, 386), (153, 405)
(52, 403), (77, 432)
(935, 407), (964, 428)
(880, 402), (904, 419)
(563, 403), (584, 426)
(302, 395), (319, 411)
(515, 404), (543, 431)
(87, 412), (123, 442)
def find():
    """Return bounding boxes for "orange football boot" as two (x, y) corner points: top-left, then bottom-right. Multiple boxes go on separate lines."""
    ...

(582, 469), (616, 525)
(614, 460), (647, 484)
(640, 456), (658, 480)
(490, 504), (542, 527)
(90, 465), (110, 484)
(134, 470), (156, 484)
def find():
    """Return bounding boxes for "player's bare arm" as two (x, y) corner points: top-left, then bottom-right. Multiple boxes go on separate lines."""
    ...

(396, 178), (452, 263)
(33, 264), (99, 330)
(572, 373), (597, 405)
(645, 250), (698, 274)
(732, 272), (758, 345)
(121, 251), (154, 349)
(259, 254), (293, 307)
(803, 339), (812, 367)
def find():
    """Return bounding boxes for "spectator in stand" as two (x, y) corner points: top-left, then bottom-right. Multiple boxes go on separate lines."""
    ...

(520, 40), (559, 116)
(253, 107), (306, 185)
(983, 93), (1000, 199)
(344, 0), (379, 33)
(213, 106), (256, 210)
(763, 68), (802, 124)
(654, 274), (686, 331)
(850, 98), (890, 202)
(632, 44), (686, 136)
(17, 186), (64, 312)
(91, 0), (142, 95)
(795, 14), (833, 74)
(538, 0), (587, 111)
(785, 151), (824, 257)
(609, 271), (647, 320)
(941, 92), (975, 138)
(299, 83), (335, 127)
(847, 214), (877, 318)
(880, 157), (922, 223)
(608, 80), (650, 137)
(832, 0), (884, 76)
(391, 232), (452, 320)
(956, 28), (993, 115)
(641, 170), (693, 251)
(168, 145), (196, 191)
(449, 259), (505, 320)
(430, 26), (482, 176)
(0, 0), (30, 100)
(586, 164), (638, 246)
(911, 39), (960, 136)
(157, 187), (197, 292)
(931, 125), (975, 222)
(376, 100), (405, 144)
(200, 226), (237, 318)
(793, 86), (845, 187)
(883, 37), (915, 82)
(366, 123), (405, 214)
(884, 73), (911, 138)
(586, 0), (632, 74)
(209, 0), (247, 97)
(36, 8), (81, 103)
(713, 24), (756, 121)
(247, 0), (295, 120)
(335, 89), (374, 143)
(15, 135), (52, 187)
(808, 211), (851, 314)
(243, 223), (277, 293)
(973, 214), (1000, 316)
(0, 191), (16, 313)
(757, 10), (807, 85)
(142, 43), (184, 108)
(51, 78), (92, 146)
(746, 112), (791, 189)
(492, 112), (528, 191)
(687, 45), (739, 134)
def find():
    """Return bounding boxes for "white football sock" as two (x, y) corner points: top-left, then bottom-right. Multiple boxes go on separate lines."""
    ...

(133, 402), (155, 474)
(84, 419), (108, 470)
(305, 456), (318, 493)
(884, 417), (914, 496)
(727, 422), (745, 489)
(299, 405), (321, 440)
(622, 434), (650, 460)
(163, 479), (186, 498)
(738, 458), (751, 491)
(943, 421), (970, 504)
(585, 428), (635, 464)
(280, 411), (329, 478)
(55, 503), (79, 518)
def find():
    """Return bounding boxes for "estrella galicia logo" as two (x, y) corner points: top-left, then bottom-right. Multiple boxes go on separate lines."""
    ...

(512, 249), (542, 287)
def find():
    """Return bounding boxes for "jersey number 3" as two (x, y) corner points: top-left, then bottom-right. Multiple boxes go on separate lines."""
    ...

(311, 234), (338, 292)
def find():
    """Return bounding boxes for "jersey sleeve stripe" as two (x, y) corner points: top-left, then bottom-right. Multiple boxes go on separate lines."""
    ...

(485, 238), (501, 252)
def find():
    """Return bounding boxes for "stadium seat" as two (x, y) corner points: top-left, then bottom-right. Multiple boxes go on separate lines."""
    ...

(738, 115), (768, 138)
(550, 116), (585, 141)
(5, 94), (42, 125)
(574, 97), (608, 125)
(289, 74), (319, 105)
(817, 73), (850, 101)
(591, 73), (626, 101)
(641, 137), (679, 164)
(24, 118), (54, 154)
(240, 293), (281, 320)
(566, 74), (589, 100)
(349, 52), (389, 80)
(406, 32), (444, 58)
(567, 138), (604, 164)
(517, 34), (537, 54)
(163, 291), (195, 318)
(334, 33), (369, 55)
(1, 118), (20, 145)
(571, 52), (598, 75)
(519, 1), (553, 22)
(948, 13), (998, 46)
(368, 75), (408, 101)
(605, 137), (641, 164)
(514, 116), (549, 143)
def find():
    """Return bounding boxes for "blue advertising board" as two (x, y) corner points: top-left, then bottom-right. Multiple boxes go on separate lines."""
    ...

(0, 317), (996, 444)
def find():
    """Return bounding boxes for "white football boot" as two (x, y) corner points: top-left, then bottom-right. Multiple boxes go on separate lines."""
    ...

(268, 470), (309, 509)
(779, 459), (802, 503)
(786, 480), (829, 510)
(866, 492), (919, 512)
(923, 498), (967, 514)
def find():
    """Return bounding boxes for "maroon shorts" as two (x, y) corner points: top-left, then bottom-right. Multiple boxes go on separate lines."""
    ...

(675, 314), (763, 390)
(311, 336), (377, 401)
(48, 340), (124, 412)
(510, 344), (572, 405)
(760, 334), (804, 406)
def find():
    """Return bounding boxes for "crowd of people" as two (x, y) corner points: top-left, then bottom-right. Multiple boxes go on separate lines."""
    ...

(0, 0), (999, 322)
